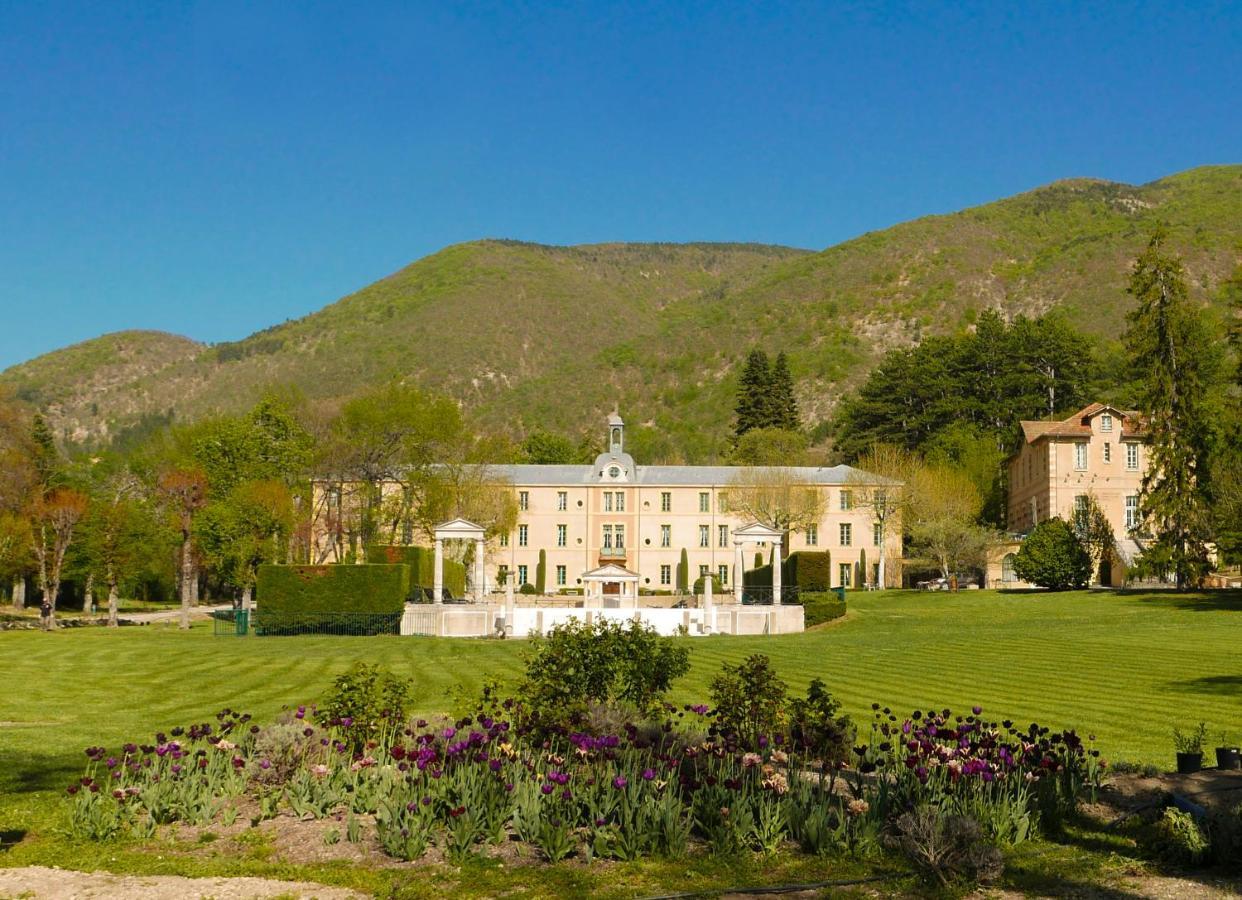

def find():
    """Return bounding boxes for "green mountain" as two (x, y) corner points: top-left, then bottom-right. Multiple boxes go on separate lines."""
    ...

(4, 165), (1240, 460)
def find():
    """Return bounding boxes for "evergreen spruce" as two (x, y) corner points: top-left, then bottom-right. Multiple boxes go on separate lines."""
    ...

(1124, 230), (1219, 588)
(676, 548), (689, 593)
(30, 413), (61, 495)
(769, 352), (800, 431)
(734, 350), (771, 440)
(535, 548), (547, 594)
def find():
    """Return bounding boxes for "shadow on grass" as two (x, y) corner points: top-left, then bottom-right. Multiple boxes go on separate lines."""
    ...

(1122, 589), (1242, 613)
(1165, 675), (1242, 696)
(0, 750), (80, 795)
(0, 829), (27, 851)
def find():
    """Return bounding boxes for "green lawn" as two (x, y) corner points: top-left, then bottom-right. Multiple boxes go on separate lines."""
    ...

(1, 588), (1239, 895)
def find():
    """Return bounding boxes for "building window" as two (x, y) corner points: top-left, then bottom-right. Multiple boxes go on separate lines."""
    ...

(518, 525), (528, 547)
(556, 524), (567, 547)
(660, 524), (671, 548)
(699, 564), (709, 578)
(699, 492), (710, 513)
(660, 492), (671, 512)
(1103, 442), (1111, 463)
(604, 493), (613, 512)
(840, 490), (852, 511)
(699, 525), (709, 548)
(615, 492), (625, 512)
(602, 524), (613, 549)
(1074, 443), (1088, 470)
(718, 494), (728, 513)
(519, 491), (529, 511)
(1074, 495), (1088, 518)
(718, 565), (729, 585)
(615, 525), (625, 549)
(839, 523), (852, 547)
(517, 564), (528, 585)
(1125, 495), (1139, 529)
(660, 565), (671, 586)
(1126, 442), (1139, 470)
(1001, 553), (1016, 582)
(805, 524), (818, 546)
(557, 491), (567, 511)
(498, 564), (509, 585)
(556, 565), (566, 586)
(873, 522), (883, 547)
(500, 532), (509, 547)
(718, 524), (728, 548)
(839, 563), (852, 588)
(1100, 413), (1113, 432)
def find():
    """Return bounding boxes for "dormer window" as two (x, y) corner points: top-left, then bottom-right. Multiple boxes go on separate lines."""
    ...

(1100, 413), (1113, 432)
(608, 466), (621, 479)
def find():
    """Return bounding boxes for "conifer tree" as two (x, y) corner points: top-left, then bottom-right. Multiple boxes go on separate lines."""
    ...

(769, 352), (800, 431)
(1124, 229), (1218, 588)
(535, 548), (547, 595)
(734, 350), (771, 440)
(676, 548), (689, 593)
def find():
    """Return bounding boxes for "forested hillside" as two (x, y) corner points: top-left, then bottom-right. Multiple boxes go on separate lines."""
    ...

(3, 165), (1240, 461)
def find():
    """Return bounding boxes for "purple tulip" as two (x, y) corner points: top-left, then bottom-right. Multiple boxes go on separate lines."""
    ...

(613, 775), (628, 790)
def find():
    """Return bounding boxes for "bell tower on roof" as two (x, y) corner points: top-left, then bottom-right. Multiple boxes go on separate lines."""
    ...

(607, 411), (624, 454)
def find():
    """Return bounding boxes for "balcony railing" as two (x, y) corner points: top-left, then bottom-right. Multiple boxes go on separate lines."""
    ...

(599, 547), (628, 560)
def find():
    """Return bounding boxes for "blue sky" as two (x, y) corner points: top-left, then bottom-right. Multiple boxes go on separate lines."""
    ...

(1, 1), (1239, 369)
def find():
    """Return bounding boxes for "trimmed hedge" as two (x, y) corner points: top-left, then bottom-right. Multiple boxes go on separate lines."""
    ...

(256, 564), (409, 635)
(799, 591), (847, 627)
(692, 575), (723, 594)
(365, 544), (466, 600)
(743, 550), (832, 591)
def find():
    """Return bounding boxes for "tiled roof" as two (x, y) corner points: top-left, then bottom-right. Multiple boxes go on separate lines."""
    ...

(1018, 404), (1146, 445)
(494, 463), (881, 486)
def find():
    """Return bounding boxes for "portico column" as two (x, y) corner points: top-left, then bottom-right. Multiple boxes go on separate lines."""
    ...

(433, 538), (444, 605)
(474, 538), (485, 601)
(772, 538), (783, 606)
(734, 544), (745, 601)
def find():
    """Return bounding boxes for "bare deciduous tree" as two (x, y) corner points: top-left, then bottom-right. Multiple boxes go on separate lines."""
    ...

(31, 488), (89, 626)
(725, 467), (825, 536)
(158, 468), (207, 630)
(847, 444), (916, 588)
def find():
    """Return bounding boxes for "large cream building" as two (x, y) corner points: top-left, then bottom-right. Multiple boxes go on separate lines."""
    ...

(316, 414), (902, 594)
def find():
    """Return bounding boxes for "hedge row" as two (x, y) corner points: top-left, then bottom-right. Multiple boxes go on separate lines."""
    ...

(256, 564), (409, 632)
(743, 550), (832, 591)
(798, 591), (847, 627)
(366, 545), (466, 600)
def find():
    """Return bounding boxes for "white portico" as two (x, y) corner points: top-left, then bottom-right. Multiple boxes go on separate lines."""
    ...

(433, 518), (487, 602)
(581, 562), (641, 608)
(732, 522), (785, 604)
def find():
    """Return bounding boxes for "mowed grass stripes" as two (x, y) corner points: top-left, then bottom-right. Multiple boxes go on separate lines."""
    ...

(1, 588), (1239, 797)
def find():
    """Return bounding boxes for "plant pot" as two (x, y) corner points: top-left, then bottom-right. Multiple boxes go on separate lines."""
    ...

(1176, 751), (1203, 774)
(1215, 747), (1241, 770)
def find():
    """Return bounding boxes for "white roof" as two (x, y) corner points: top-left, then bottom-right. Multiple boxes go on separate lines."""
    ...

(581, 563), (641, 581)
(496, 463), (879, 486)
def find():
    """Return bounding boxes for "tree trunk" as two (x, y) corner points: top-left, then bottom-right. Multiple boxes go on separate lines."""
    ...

(12, 576), (25, 609)
(106, 562), (119, 627)
(179, 533), (193, 630)
(241, 583), (253, 614)
(84, 572), (95, 616)
(46, 572), (60, 629)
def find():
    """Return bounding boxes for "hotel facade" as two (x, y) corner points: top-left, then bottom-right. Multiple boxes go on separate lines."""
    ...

(313, 415), (902, 595)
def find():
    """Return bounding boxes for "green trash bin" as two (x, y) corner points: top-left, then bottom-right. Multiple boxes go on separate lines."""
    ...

(833, 586), (846, 602)
(236, 609), (249, 636)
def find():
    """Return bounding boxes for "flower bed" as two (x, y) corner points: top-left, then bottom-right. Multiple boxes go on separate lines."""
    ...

(68, 698), (1105, 874)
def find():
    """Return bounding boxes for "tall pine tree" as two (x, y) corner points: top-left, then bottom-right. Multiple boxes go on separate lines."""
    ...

(769, 352), (800, 431)
(734, 350), (771, 440)
(1124, 229), (1218, 588)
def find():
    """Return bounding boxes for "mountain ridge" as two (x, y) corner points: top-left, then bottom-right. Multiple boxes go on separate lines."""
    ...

(4, 164), (1240, 459)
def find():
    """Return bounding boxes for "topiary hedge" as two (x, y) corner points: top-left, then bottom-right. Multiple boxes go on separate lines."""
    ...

(256, 564), (410, 635)
(743, 550), (832, 598)
(799, 591), (847, 627)
(365, 544), (466, 600)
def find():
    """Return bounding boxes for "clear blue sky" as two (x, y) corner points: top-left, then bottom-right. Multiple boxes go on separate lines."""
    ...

(2, 1), (1239, 369)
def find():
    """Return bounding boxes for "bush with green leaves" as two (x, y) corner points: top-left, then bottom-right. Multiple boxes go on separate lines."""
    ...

(788, 678), (854, 767)
(1145, 808), (1209, 867)
(316, 662), (411, 751)
(709, 653), (788, 745)
(519, 618), (690, 731)
(1013, 518), (1092, 590)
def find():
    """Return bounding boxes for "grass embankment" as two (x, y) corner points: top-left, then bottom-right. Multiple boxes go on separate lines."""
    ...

(1, 588), (1239, 895)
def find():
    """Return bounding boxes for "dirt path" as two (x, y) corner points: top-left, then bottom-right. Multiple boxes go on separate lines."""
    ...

(0, 866), (366, 899)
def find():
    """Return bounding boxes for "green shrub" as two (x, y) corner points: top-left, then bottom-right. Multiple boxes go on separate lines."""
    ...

(691, 574), (723, 594)
(788, 678), (854, 766)
(744, 550), (832, 594)
(256, 564), (408, 633)
(799, 591), (846, 626)
(316, 662), (411, 752)
(520, 618), (690, 731)
(709, 654), (787, 744)
(1207, 802), (1242, 866)
(535, 549), (547, 594)
(1145, 808), (1209, 867)
(676, 548), (689, 592)
(365, 544), (466, 599)
(1013, 518), (1092, 590)
(519, 582), (538, 595)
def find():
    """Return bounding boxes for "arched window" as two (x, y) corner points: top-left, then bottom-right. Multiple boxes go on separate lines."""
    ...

(1001, 553), (1017, 582)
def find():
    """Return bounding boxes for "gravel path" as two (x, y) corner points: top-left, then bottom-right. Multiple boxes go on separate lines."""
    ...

(0, 866), (366, 899)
